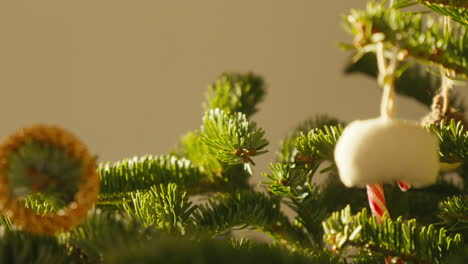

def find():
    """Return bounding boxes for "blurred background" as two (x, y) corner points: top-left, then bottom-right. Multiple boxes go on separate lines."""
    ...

(0, 0), (466, 179)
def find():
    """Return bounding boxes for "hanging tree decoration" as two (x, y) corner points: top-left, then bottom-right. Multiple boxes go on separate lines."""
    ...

(334, 37), (440, 262)
(422, 16), (466, 130)
(0, 125), (99, 235)
(421, 16), (467, 172)
(334, 39), (440, 190)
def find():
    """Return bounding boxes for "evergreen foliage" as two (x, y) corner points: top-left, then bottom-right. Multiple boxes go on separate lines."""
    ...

(200, 109), (269, 167)
(0, 1), (467, 263)
(193, 190), (309, 248)
(98, 155), (205, 202)
(0, 229), (74, 264)
(123, 183), (197, 234)
(68, 210), (156, 262)
(295, 125), (343, 168)
(428, 120), (468, 163)
(176, 131), (223, 178)
(102, 234), (343, 264)
(417, 0), (468, 26)
(278, 115), (342, 163)
(323, 206), (463, 263)
(204, 72), (266, 117)
(345, 2), (468, 77)
(439, 195), (468, 236)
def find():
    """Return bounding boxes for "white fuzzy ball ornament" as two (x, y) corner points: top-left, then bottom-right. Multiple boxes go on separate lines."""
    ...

(334, 117), (440, 188)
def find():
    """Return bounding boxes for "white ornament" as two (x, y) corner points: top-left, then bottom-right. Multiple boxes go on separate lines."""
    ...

(334, 117), (440, 188)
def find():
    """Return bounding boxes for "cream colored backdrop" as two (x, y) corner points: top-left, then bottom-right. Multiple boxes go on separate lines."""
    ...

(0, 1), (466, 177)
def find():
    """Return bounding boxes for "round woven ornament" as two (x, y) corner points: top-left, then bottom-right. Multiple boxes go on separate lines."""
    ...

(0, 125), (99, 235)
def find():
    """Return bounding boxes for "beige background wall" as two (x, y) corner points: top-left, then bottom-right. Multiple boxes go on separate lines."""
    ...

(0, 1), (466, 177)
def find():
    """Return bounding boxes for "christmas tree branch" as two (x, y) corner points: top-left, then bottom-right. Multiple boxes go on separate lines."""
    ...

(0, 193), (69, 229)
(192, 190), (311, 249)
(323, 206), (463, 263)
(69, 210), (157, 262)
(98, 155), (206, 202)
(417, 0), (468, 8)
(122, 183), (197, 234)
(346, 3), (468, 78)
(102, 234), (344, 264)
(264, 163), (327, 245)
(176, 133), (253, 190)
(0, 229), (74, 264)
(427, 120), (468, 163)
(384, 183), (463, 225)
(204, 72), (266, 118)
(175, 131), (223, 178)
(278, 116), (343, 163)
(438, 195), (468, 234)
(200, 109), (269, 167)
(419, 0), (468, 26)
(295, 126), (343, 168)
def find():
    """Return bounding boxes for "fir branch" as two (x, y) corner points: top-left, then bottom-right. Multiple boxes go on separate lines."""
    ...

(200, 109), (269, 167)
(419, 0), (468, 26)
(68, 210), (156, 263)
(193, 190), (310, 249)
(229, 237), (255, 249)
(264, 163), (326, 244)
(418, 0), (468, 8)
(0, 216), (12, 229)
(0, 228), (74, 264)
(393, 0), (419, 9)
(264, 165), (365, 245)
(1, 192), (68, 229)
(323, 206), (463, 263)
(278, 115), (343, 163)
(353, 255), (386, 264)
(23, 192), (68, 214)
(98, 155), (205, 201)
(427, 120), (468, 163)
(175, 133), (253, 189)
(295, 125), (343, 167)
(204, 72), (266, 117)
(264, 163), (311, 200)
(122, 183), (197, 234)
(438, 195), (468, 234)
(384, 182), (463, 225)
(175, 131), (223, 178)
(346, 3), (468, 77)
(102, 234), (344, 264)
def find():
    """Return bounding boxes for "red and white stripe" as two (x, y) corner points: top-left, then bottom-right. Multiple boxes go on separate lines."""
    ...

(366, 184), (389, 223)
(397, 180), (411, 192)
(366, 183), (405, 264)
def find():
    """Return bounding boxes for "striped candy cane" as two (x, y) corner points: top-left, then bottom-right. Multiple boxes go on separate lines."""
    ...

(367, 183), (405, 264)
(366, 184), (391, 264)
(366, 184), (389, 223)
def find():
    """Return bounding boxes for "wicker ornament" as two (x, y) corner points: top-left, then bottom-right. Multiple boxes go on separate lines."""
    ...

(0, 125), (99, 235)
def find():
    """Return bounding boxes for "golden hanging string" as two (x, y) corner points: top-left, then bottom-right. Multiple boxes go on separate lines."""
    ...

(376, 41), (398, 119)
